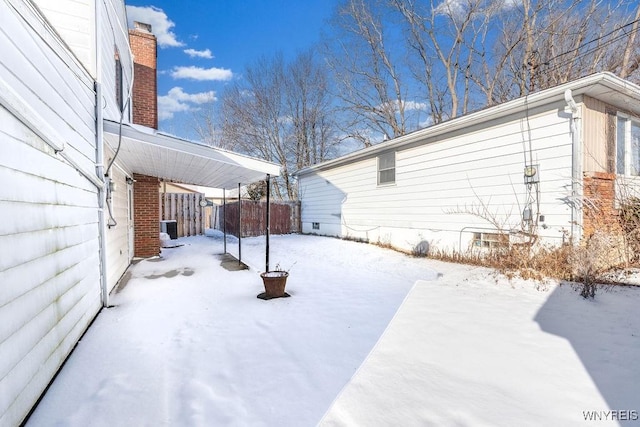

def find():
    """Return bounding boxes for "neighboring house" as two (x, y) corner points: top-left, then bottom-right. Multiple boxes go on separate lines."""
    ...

(0, 1), (279, 425)
(298, 73), (640, 254)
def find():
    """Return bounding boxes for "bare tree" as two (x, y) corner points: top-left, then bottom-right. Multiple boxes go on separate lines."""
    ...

(492, 0), (640, 95)
(326, 0), (640, 144)
(218, 52), (339, 200)
(612, 2), (640, 79)
(324, 0), (415, 145)
(390, 0), (497, 121)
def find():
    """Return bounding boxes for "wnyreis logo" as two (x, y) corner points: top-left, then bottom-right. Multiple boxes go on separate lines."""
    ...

(582, 410), (638, 421)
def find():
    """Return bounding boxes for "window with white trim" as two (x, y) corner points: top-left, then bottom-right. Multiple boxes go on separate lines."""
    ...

(377, 152), (395, 185)
(616, 115), (640, 176)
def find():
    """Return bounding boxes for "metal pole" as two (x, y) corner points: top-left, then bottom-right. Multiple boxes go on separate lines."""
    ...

(238, 182), (242, 265)
(265, 174), (270, 272)
(223, 189), (227, 254)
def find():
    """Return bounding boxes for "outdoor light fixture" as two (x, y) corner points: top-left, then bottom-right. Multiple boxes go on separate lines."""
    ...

(524, 164), (540, 184)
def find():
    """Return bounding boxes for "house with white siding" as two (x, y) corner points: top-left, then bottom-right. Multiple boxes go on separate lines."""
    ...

(297, 73), (640, 254)
(0, 1), (279, 425)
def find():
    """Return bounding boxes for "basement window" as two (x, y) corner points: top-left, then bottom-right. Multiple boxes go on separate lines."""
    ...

(473, 232), (508, 249)
(616, 115), (640, 176)
(377, 152), (395, 185)
(312, 222), (320, 230)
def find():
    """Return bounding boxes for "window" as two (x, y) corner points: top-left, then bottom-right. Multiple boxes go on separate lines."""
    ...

(616, 115), (640, 176)
(312, 222), (320, 230)
(115, 49), (124, 112)
(377, 152), (395, 185)
(473, 232), (508, 249)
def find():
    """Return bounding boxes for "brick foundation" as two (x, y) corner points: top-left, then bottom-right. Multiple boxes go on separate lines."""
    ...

(583, 172), (622, 238)
(133, 173), (160, 257)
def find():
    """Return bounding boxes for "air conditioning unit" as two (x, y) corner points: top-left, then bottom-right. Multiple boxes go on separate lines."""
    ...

(160, 220), (178, 240)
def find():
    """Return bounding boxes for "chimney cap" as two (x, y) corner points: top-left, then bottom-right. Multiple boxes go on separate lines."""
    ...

(133, 21), (152, 33)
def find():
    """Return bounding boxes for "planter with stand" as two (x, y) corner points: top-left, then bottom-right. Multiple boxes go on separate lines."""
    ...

(257, 173), (292, 300)
(258, 270), (290, 300)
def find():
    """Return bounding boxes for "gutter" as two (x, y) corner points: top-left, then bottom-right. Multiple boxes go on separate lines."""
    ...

(564, 89), (583, 244)
(95, 82), (109, 307)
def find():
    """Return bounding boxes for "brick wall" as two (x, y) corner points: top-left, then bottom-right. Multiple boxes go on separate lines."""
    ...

(583, 172), (621, 238)
(129, 23), (157, 129)
(133, 173), (160, 257)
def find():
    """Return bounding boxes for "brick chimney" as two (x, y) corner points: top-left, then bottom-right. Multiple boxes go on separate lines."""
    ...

(129, 21), (157, 129)
(129, 23), (160, 258)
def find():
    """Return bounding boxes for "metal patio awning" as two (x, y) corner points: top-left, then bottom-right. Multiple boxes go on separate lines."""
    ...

(103, 120), (280, 189)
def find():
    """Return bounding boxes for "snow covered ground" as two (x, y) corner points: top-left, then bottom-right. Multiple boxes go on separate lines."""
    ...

(26, 233), (640, 426)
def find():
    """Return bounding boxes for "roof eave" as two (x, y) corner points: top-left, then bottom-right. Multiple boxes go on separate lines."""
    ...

(297, 72), (640, 176)
(103, 120), (281, 189)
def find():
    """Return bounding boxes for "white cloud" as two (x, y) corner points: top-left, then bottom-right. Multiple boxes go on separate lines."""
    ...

(403, 101), (428, 112)
(126, 6), (183, 48)
(171, 66), (233, 81)
(184, 48), (213, 59)
(434, 0), (465, 17)
(158, 87), (216, 121)
(435, 0), (521, 18)
(377, 100), (428, 113)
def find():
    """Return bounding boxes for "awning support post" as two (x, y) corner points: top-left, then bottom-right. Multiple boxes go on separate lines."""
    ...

(223, 189), (227, 254)
(265, 174), (270, 272)
(238, 182), (242, 265)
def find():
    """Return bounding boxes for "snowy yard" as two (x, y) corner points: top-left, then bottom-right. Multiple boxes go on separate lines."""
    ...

(26, 233), (640, 426)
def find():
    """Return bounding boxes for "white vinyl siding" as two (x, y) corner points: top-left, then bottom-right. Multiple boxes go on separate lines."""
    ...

(0, 1), (96, 179)
(0, 2), (101, 426)
(300, 102), (574, 252)
(105, 147), (133, 292)
(100, 0), (133, 122)
(32, 0), (95, 76)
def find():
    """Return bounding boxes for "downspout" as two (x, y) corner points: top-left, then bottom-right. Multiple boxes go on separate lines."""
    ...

(96, 82), (109, 308)
(564, 89), (582, 244)
(95, 1), (109, 307)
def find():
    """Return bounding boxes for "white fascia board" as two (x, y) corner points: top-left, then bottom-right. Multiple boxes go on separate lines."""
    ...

(297, 72), (640, 176)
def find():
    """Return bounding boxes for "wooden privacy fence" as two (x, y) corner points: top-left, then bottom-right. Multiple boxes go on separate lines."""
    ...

(222, 200), (301, 237)
(161, 193), (207, 237)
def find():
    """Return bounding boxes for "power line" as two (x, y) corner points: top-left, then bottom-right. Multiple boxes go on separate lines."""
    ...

(550, 17), (640, 62)
(540, 25), (640, 75)
(535, 16), (640, 74)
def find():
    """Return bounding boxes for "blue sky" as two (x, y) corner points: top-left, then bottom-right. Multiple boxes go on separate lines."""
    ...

(125, 0), (339, 137)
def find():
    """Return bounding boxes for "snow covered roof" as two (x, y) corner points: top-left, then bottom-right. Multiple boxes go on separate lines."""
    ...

(103, 120), (280, 189)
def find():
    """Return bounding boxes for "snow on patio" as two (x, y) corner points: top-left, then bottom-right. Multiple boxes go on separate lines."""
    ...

(26, 233), (640, 426)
